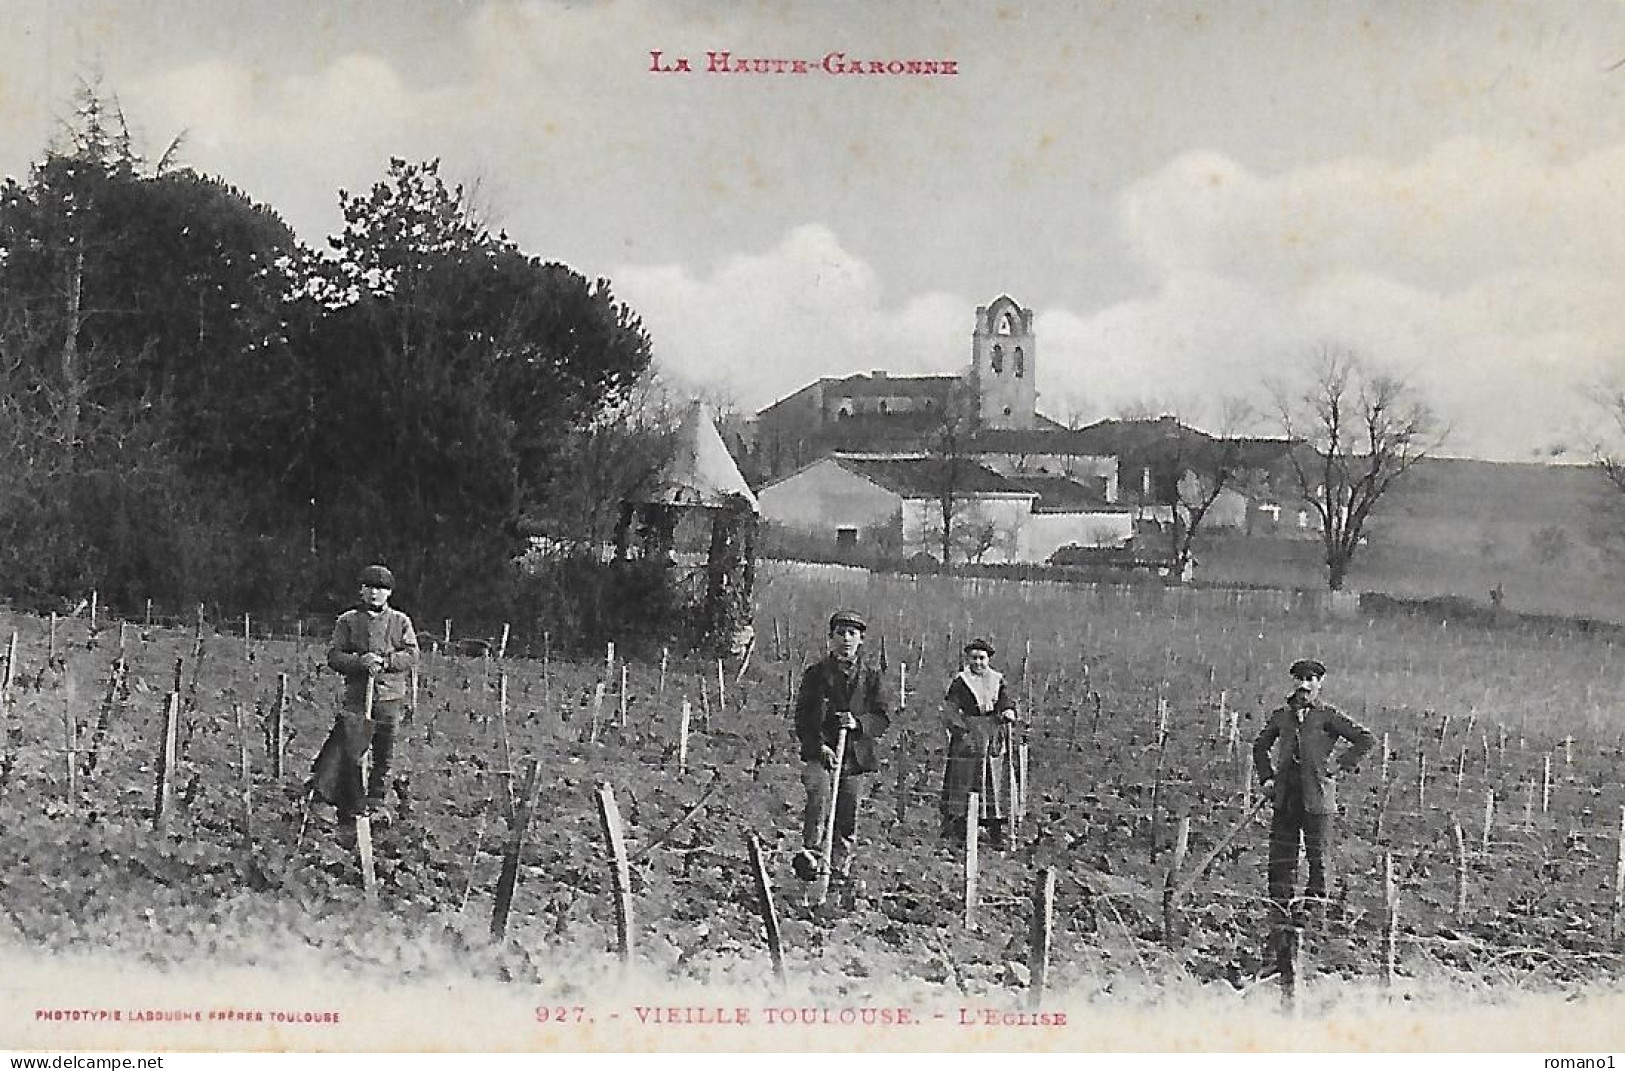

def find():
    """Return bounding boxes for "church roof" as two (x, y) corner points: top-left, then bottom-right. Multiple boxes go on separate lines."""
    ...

(642, 401), (760, 512)
(825, 371), (961, 399)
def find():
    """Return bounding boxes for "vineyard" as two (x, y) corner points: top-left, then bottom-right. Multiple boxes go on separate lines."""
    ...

(4, 564), (1625, 1050)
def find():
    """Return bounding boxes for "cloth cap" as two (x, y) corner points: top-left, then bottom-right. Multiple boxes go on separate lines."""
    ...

(358, 564), (396, 589)
(963, 638), (996, 656)
(1289, 658), (1327, 680)
(828, 609), (867, 634)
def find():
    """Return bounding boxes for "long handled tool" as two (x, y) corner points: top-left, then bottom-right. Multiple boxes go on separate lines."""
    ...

(1172, 792), (1270, 899)
(811, 727), (848, 905)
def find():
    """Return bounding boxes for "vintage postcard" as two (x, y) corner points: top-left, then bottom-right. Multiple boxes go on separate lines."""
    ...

(3, 0), (1625, 1057)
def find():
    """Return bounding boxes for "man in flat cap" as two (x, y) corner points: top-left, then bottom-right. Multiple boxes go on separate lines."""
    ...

(1253, 657), (1374, 918)
(311, 564), (419, 827)
(791, 609), (892, 895)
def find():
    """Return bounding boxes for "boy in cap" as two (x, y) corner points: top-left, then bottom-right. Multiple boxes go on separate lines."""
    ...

(1252, 657), (1374, 917)
(791, 609), (892, 890)
(310, 564), (419, 825)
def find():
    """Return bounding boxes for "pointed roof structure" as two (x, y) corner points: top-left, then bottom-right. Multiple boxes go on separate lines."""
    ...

(643, 400), (759, 512)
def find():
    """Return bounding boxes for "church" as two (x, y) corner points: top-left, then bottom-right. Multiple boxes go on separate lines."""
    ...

(748, 296), (1148, 564)
(749, 295), (1065, 483)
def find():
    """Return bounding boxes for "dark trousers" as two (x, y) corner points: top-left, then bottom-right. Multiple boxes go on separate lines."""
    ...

(801, 762), (871, 876)
(310, 699), (402, 816)
(1268, 778), (1334, 910)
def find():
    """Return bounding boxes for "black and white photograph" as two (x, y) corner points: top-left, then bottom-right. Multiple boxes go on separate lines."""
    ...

(3, 0), (1625, 1057)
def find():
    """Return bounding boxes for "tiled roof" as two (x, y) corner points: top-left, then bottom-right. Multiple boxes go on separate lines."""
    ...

(836, 456), (1034, 497)
(1002, 474), (1129, 513)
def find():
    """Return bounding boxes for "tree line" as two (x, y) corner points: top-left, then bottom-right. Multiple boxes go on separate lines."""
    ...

(0, 89), (670, 640)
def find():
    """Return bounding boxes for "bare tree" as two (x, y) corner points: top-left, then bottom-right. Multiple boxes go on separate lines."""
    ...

(920, 381), (981, 570)
(1165, 399), (1265, 579)
(1593, 384), (1625, 495)
(1274, 348), (1445, 591)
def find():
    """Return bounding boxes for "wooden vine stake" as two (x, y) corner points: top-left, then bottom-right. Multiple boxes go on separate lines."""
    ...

(596, 782), (635, 965)
(1161, 814), (1191, 946)
(490, 758), (543, 940)
(1613, 804), (1625, 941)
(61, 684), (78, 799)
(2, 630), (16, 704)
(589, 681), (606, 745)
(1381, 850), (1399, 988)
(153, 692), (180, 834)
(1451, 820), (1467, 918)
(273, 673), (289, 780)
(677, 698), (692, 774)
(964, 791), (980, 930)
(496, 674), (515, 813)
(355, 815), (377, 904)
(1541, 754), (1552, 814)
(1017, 740), (1030, 831)
(1027, 866), (1056, 1010)
(619, 665), (628, 728)
(746, 833), (786, 986)
(233, 702), (253, 841)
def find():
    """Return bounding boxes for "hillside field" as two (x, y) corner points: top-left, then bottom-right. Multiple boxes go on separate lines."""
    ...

(1197, 458), (1625, 623)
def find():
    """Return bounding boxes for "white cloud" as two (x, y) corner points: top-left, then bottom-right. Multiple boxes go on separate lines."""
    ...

(617, 224), (969, 407)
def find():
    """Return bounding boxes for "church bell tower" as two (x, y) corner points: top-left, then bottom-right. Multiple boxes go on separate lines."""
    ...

(969, 295), (1037, 430)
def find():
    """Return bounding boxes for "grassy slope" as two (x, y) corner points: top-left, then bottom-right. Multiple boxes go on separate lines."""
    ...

(1196, 459), (1625, 622)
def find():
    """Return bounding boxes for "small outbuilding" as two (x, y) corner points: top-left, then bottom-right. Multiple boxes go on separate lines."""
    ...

(615, 401), (759, 655)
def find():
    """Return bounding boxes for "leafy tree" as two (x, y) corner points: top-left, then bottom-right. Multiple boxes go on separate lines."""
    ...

(1273, 348), (1445, 591)
(296, 159), (654, 619)
(0, 85), (306, 612)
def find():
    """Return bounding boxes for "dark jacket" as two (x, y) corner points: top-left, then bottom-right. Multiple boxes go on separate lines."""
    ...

(794, 653), (892, 775)
(327, 606), (418, 708)
(1252, 696), (1374, 815)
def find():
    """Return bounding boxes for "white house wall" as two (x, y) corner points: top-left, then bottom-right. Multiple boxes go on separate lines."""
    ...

(900, 494), (1035, 563)
(757, 460), (901, 534)
(1020, 511), (1135, 562)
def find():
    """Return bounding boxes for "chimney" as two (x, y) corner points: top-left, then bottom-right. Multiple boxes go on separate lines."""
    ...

(871, 370), (886, 380)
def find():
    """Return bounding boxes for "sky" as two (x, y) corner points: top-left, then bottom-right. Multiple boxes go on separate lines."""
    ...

(3, 0), (1624, 461)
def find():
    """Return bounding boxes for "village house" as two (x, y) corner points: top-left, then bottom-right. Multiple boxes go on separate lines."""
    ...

(745, 294), (1307, 565)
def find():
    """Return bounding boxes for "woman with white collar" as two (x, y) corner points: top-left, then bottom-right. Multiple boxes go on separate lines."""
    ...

(939, 638), (1019, 850)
